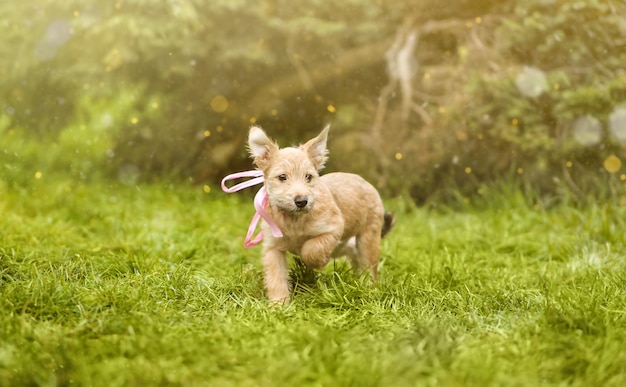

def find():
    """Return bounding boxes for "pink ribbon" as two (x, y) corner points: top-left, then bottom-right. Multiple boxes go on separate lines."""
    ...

(221, 170), (283, 248)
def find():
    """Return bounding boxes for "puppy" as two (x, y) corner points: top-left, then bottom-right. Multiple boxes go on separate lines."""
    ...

(248, 125), (394, 304)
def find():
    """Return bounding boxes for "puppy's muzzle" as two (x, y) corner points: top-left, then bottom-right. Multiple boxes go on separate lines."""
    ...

(294, 196), (308, 209)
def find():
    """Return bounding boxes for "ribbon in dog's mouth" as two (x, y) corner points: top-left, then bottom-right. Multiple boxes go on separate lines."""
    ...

(221, 170), (283, 248)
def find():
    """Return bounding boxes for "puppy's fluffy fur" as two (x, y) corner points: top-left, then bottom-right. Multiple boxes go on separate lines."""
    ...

(248, 125), (394, 304)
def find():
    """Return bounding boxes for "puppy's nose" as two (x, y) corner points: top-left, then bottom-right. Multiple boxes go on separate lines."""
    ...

(294, 196), (308, 208)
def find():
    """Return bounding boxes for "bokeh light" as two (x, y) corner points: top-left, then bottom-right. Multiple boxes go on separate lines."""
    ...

(34, 20), (72, 61)
(118, 164), (140, 185)
(572, 115), (603, 146)
(210, 95), (229, 113)
(609, 105), (626, 144)
(603, 155), (622, 174)
(515, 67), (548, 98)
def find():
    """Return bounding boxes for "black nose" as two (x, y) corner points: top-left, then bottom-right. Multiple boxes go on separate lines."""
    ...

(294, 196), (308, 208)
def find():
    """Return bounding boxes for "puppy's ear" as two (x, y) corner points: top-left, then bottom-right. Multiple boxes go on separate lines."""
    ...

(248, 126), (278, 170)
(302, 124), (330, 171)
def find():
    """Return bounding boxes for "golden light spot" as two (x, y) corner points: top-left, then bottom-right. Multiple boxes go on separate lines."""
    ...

(249, 117), (257, 124)
(512, 118), (519, 126)
(327, 104), (336, 113)
(258, 38), (265, 45)
(566, 161), (573, 168)
(477, 188), (484, 195)
(131, 117), (139, 124)
(73, 10), (80, 17)
(438, 106), (446, 114)
(465, 167), (472, 174)
(216, 125), (223, 133)
(603, 155), (622, 174)
(83, 83), (90, 90)
(210, 95), (229, 113)
(466, 22), (473, 29)
(151, 102), (159, 109)
(621, 174), (626, 181)
(475, 17), (482, 24)
(271, 109), (278, 116)
(99, 82), (105, 88)
(35, 171), (42, 179)
(204, 130), (211, 137)
(395, 152), (403, 160)
(168, 52), (173, 56)
(554, 83), (560, 90)
(423, 73), (431, 80)
(517, 167), (524, 174)
(115, 2), (122, 10)
(203, 185), (211, 194)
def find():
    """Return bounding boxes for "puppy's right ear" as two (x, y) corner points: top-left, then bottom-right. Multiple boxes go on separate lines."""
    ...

(248, 126), (278, 170)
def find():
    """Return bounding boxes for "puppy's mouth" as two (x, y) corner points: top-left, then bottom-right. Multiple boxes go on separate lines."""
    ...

(281, 205), (310, 215)
(270, 196), (313, 214)
(279, 201), (313, 214)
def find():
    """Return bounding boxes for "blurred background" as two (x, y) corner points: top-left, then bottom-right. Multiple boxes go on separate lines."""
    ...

(2, 0), (626, 204)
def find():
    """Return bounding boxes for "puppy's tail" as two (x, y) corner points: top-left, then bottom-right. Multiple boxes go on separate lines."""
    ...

(381, 211), (396, 238)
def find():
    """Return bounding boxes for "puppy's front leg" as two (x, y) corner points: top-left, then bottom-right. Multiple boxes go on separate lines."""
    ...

(261, 247), (290, 305)
(301, 233), (340, 270)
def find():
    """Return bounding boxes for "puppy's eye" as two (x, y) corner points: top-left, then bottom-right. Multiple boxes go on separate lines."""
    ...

(305, 174), (313, 182)
(278, 174), (287, 181)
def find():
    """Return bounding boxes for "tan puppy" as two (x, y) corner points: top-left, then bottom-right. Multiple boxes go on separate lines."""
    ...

(248, 125), (394, 304)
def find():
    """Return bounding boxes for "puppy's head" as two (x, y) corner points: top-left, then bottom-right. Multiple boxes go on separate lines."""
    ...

(248, 125), (330, 214)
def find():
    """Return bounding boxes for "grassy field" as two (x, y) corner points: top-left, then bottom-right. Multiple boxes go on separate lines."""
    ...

(1, 177), (626, 386)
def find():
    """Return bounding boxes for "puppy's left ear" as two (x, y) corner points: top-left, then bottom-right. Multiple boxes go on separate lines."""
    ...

(302, 124), (330, 171)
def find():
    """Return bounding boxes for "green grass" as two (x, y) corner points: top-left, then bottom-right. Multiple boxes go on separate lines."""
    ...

(1, 177), (626, 386)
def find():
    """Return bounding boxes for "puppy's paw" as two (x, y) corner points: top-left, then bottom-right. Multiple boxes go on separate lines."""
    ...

(300, 252), (331, 270)
(267, 294), (291, 306)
